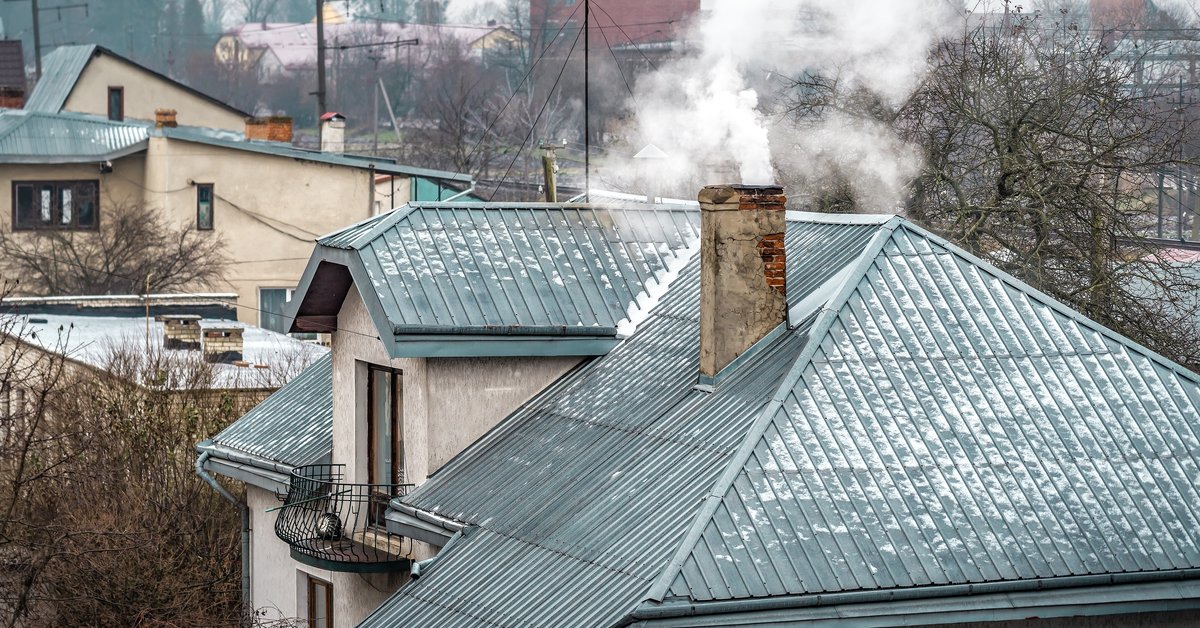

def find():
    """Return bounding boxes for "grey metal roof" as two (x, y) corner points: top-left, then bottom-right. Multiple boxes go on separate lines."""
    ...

(206, 353), (332, 468)
(163, 125), (471, 181)
(293, 202), (702, 356)
(0, 40), (26, 91)
(364, 214), (1200, 626)
(23, 44), (94, 112)
(0, 109), (148, 162)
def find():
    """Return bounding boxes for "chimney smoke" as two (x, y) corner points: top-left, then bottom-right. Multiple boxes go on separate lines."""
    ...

(698, 184), (787, 378)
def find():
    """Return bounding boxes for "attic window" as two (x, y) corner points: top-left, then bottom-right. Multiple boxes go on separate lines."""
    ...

(107, 86), (123, 121)
(12, 181), (98, 231)
(196, 184), (214, 230)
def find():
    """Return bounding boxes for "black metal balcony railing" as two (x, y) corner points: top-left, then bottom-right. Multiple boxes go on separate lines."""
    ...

(273, 464), (415, 572)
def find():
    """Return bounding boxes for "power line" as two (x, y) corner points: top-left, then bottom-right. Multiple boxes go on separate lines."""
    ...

(590, 1), (659, 72)
(461, 1), (585, 170)
(488, 18), (585, 202)
(591, 4), (635, 100)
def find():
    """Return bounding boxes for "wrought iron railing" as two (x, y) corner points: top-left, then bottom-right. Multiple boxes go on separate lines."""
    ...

(273, 464), (415, 572)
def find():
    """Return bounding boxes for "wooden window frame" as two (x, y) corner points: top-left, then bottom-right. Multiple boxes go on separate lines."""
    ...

(196, 183), (214, 231)
(11, 180), (100, 231)
(107, 86), (124, 121)
(306, 575), (332, 628)
(366, 364), (403, 526)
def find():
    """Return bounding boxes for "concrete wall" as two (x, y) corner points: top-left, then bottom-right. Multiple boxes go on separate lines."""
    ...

(63, 53), (246, 132)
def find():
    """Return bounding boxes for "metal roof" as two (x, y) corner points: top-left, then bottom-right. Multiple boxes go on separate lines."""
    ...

(0, 40), (26, 91)
(206, 353), (332, 468)
(364, 214), (1200, 626)
(162, 125), (472, 181)
(23, 44), (94, 112)
(292, 202), (702, 356)
(0, 109), (148, 162)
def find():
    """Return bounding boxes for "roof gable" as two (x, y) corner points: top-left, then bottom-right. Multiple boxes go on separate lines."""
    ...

(291, 202), (704, 357)
(657, 221), (1200, 604)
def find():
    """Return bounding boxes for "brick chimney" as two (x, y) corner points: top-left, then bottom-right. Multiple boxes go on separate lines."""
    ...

(245, 115), (293, 143)
(202, 325), (244, 363)
(698, 184), (787, 378)
(320, 112), (346, 153)
(160, 314), (202, 350)
(155, 108), (178, 128)
(0, 87), (23, 109)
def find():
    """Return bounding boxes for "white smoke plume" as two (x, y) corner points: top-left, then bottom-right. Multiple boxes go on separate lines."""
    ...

(623, 0), (959, 208)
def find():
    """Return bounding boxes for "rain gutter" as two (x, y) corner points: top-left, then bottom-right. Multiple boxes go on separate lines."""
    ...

(385, 502), (465, 546)
(195, 451), (251, 617)
(627, 569), (1200, 623)
(442, 184), (476, 201)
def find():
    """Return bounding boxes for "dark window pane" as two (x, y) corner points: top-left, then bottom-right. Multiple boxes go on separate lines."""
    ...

(370, 368), (392, 486)
(14, 185), (32, 228)
(76, 182), (97, 228)
(107, 87), (123, 121)
(196, 184), (213, 230)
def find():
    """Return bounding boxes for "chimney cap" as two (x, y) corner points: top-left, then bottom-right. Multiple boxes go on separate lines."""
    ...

(320, 111), (345, 122)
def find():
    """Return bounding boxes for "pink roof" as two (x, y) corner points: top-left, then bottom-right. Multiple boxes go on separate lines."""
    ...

(227, 22), (505, 71)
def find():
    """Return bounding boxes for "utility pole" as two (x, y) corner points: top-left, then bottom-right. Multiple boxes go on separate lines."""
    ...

(583, 0), (590, 200)
(540, 141), (561, 202)
(316, 0), (327, 115)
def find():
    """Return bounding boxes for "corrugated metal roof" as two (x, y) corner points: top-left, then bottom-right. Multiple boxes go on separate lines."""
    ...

(0, 109), (148, 162)
(664, 221), (1200, 603)
(317, 202), (702, 333)
(163, 125), (472, 181)
(0, 40), (26, 91)
(24, 44), (95, 112)
(208, 353), (332, 467)
(361, 217), (882, 627)
(364, 214), (1200, 626)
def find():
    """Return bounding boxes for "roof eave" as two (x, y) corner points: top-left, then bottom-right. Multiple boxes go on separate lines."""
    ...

(628, 573), (1200, 627)
(384, 502), (465, 547)
(0, 140), (148, 164)
(389, 334), (620, 358)
(196, 441), (295, 493)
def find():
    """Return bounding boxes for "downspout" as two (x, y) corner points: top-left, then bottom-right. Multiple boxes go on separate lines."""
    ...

(196, 451), (252, 619)
(442, 184), (476, 202)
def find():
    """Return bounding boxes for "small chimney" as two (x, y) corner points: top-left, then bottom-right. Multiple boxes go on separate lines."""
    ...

(160, 314), (202, 350)
(245, 116), (293, 143)
(698, 184), (787, 378)
(155, 108), (178, 128)
(0, 87), (24, 109)
(320, 112), (346, 153)
(202, 325), (244, 363)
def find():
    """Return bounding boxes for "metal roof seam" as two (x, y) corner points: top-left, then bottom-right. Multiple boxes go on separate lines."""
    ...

(643, 218), (901, 603)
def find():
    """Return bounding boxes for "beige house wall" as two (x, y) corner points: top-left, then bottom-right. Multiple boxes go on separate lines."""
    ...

(62, 54), (246, 132)
(142, 137), (376, 325)
(0, 142), (382, 326)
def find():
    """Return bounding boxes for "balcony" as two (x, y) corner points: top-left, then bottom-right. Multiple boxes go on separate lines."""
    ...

(273, 464), (415, 572)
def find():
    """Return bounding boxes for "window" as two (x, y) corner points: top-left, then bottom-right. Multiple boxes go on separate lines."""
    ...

(306, 576), (332, 628)
(196, 183), (214, 230)
(367, 365), (403, 525)
(107, 86), (123, 121)
(259, 287), (295, 334)
(12, 181), (98, 230)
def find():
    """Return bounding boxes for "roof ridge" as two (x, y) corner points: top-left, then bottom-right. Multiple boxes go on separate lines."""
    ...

(640, 216), (903, 605)
(896, 220), (1200, 387)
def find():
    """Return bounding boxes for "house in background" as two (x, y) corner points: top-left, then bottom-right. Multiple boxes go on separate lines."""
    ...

(197, 198), (702, 626)
(0, 293), (326, 409)
(358, 185), (1200, 626)
(0, 40), (25, 108)
(0, 55), (471, 332)
(24, 44), (250, 131)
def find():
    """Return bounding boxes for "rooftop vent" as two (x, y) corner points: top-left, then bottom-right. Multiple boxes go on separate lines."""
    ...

(202, 325), (244, 363)
(160, 314), (202, 350)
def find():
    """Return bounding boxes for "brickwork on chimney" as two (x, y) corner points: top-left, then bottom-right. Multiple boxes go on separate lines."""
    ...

(0, 88), (23, 109)
(202, 327), (244, 363)
(155, 108), (178, 128)
(161, 314), (202, 350)
(698, 184), (788, 378)
(245, 116), (293, 143)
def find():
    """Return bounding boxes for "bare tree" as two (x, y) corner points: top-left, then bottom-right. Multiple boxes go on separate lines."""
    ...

(791, 15), (1200, 367)
(0, 197), (226, 297)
